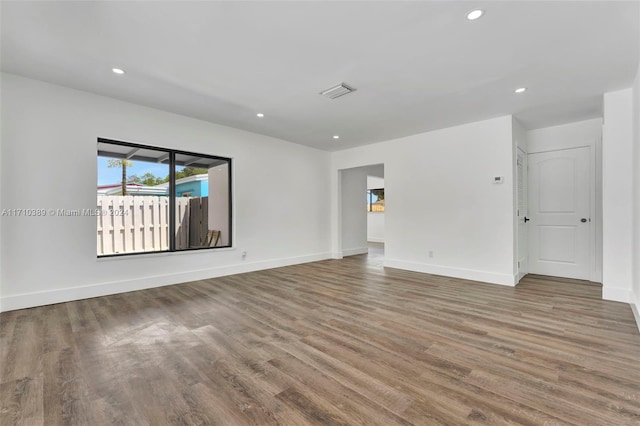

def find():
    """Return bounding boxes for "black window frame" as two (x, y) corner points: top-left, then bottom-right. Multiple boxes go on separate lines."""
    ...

(97, 137), (232, 258)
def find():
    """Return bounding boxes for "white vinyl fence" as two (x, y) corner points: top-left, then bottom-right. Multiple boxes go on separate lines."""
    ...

(97, 196), (202, 255)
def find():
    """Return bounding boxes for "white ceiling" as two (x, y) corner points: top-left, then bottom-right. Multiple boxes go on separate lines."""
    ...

(2, 1), (639, 151)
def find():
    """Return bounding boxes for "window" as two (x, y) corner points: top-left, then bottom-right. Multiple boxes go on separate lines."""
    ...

(97, 138), (232, 256)
(367, 188), (385, 212)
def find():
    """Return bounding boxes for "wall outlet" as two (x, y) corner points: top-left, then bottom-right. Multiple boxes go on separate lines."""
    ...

(241, 251), (247, 258)
(428, 250), (434, 258)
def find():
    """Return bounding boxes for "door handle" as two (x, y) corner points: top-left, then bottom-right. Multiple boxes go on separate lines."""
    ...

(580, 218), (588, 223)
(523, 217), (530, 223)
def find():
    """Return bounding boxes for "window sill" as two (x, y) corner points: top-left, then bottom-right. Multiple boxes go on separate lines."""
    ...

(96, 246), (236, 262)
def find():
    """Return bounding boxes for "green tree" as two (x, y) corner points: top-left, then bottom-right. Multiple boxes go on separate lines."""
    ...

(371, 189), (384, 200)
(177, 166), (208, 180)
(129, 172), (164, 186)
(160, 167), (208, 183)
(128, 174), (141, 184)
(107, 159), (133, 195)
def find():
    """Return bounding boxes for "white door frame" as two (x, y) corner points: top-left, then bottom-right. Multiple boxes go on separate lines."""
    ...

(526, 144), (599, 282)
(516, 147), (528, 282)
(590, 135), (602, 283)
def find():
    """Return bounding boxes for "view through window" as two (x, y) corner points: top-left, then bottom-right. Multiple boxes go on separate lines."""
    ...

(97, 139), (231, 256)
(367, 188), (385, 212)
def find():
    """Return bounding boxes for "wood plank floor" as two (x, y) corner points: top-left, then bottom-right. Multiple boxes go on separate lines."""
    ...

(2, 245), (640, 425)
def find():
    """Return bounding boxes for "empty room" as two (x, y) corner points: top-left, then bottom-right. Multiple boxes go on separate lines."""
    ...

(2, 1), (640, 425)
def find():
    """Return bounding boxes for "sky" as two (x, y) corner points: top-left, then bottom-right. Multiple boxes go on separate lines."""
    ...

(97, 158), (180, 186)
(367, 190), (380, 204)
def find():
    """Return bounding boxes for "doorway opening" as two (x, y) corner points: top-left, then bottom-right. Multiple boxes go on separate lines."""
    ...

(339, 164), (385, 264)
(367, 173), (385, 268)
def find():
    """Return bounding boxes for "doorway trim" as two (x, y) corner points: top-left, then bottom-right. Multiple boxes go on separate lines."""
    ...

(527, 146), (591, 280)
(516, 146), (528, 282)
(526, 140), (601, 283)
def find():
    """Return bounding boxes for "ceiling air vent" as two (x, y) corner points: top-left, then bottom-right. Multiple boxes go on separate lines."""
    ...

(319, 83), (356, 99)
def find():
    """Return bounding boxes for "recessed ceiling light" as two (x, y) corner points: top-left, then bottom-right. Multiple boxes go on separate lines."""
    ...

(333, 135), (340, 139)
(514, 87), (527, 93)
(466, 9), (484, 20)
(256, 113), (264, 118)
(112, 68), (125, 75)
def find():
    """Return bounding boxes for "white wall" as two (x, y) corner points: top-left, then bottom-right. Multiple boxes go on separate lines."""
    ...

(367, 176), (384, 243)
(513, 118), (528, 153)
(632, 61), (640, 323)
(365, 165), (384, 180)
(602, 89), (634, 303)
(331, 116), (516, 285)
(340, 167), (369, 256)
(0, 73), (331, 311)
(527, 119), (602, 153)
(207, 163), (230, 246)
(367, 176), (384, 189)
(367, 214), (384, 243)
(526, 118), (603, 283)
(0, 72), (3, 301)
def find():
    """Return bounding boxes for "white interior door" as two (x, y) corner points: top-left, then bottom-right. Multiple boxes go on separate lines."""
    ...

(517, 149), (528, 281)
(528, 147), (591, 280)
